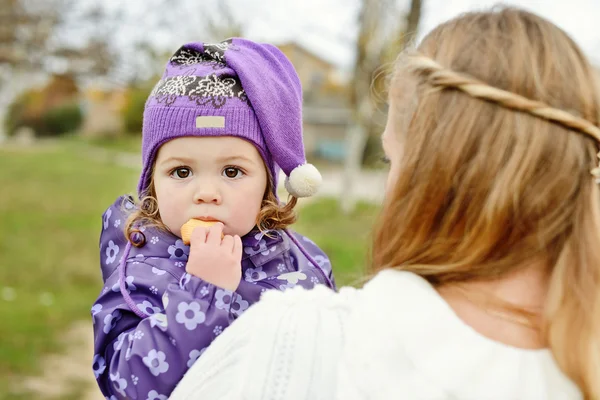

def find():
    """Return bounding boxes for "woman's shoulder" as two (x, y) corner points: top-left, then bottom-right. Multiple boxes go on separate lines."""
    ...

(335, 269), (583, 400)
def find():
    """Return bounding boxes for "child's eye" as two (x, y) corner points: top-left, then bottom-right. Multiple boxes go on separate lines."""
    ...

(171, 167), (192, 179)
(223, 167), (244, 179)
(380, 156), (391, 164)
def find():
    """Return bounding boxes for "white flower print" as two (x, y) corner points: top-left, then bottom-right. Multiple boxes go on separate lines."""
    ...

(133, 330), (144, 340)
(113, 219), (121, 228)
(137, 300), (161, 316)
(174, 261), (184, 268)
(113, 332), (126, 351)
(313, 255), (330, 267)
(105, 240), (119, 265)
(102, 286), (109, 294)
(213, 325), (223, 336)
(277, 271), (307, 285)
(92, 354), (106, 378)
(142, 349), (169, 376)
(154, 75), (198, 105)
(170, 337), (176, 346)
(149, 286), (159, 295)
(109, 372), (127, 396)
(151, 267), (166, 276)
(189, 74), (237, 107)
(103, 310), (122, 334)
(133, 254), (144, 265)
(214, 289), (233, 310)
(277, 263), (286, 273)
(231, 296), (249, 317)
(311, 276), (320, 285)
(111, 276), (137, 294)
(175, 301), (206, 330)
(168, 239), (189, 261)
(200, 286), (209, 296)
(149, 313), (168, 330)
(204, 41), (234, 57)
(146, 390), (168, 400)
(103, 208), (112, 230)
(262, 246), (276, 255)
(170, 47), (211, 66)
(150, 236), (159, 245)
(244, 233), (273, 256)
(91, 304), (102, 316)
(244, 266), (267, 283)
(131, 375), (139, 385)
(187, 348), (207, 368)
(164, 75), (197, 96)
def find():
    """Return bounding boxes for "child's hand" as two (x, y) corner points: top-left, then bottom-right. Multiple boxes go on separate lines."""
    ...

(186, 222), (243, 292)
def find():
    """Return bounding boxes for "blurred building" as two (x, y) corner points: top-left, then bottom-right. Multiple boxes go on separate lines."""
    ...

(80, 87), (127, 137)
(278, 42), (351, 162)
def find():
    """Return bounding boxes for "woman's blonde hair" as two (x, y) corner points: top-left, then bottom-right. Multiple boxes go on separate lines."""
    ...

(372, 6), (600, 398)
(124, 169), (297, 247)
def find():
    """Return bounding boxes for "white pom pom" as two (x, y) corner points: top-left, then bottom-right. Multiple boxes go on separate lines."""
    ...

(284, 163), (322, 198)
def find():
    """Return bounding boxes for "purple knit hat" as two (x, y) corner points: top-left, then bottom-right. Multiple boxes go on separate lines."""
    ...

(138, 38), (322, 198)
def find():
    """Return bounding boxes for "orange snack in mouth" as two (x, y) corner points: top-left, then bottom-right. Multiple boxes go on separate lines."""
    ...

(181, 219), (221, 245)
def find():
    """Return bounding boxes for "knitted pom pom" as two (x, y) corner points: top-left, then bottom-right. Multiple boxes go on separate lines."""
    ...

(284, 163), (322, 198)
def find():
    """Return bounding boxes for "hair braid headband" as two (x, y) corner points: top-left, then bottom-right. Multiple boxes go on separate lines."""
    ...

(405, 54), (600, 183)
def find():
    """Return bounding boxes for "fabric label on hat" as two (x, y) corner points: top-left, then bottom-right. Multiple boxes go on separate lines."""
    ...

(196, 116), (225, 128)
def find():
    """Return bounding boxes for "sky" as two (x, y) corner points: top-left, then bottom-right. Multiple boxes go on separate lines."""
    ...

(89, 0), (600, 83)
(216, 0), (600, 70)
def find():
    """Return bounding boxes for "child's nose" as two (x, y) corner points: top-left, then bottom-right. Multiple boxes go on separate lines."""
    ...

(193, 182), (222, 204)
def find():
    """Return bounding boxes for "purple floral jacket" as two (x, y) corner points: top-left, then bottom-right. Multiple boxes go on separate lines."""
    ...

(91, 196), (335, 399)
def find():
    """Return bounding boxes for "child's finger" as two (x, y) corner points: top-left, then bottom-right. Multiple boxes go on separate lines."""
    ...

(206, 222), (224, 245)
(232, 235), (243, 258)
(190, 226), (209, 244)
(221, 235), (234, 251)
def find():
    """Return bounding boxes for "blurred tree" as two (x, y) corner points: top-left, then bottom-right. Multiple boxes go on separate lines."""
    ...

(0, 0), (60, 69)
(0, 0), (115, 78)
(5, 73), (82, 137)
(121, 81), (155, 135)
(340, 0), (423, 213)
(0, 0), (118, 138)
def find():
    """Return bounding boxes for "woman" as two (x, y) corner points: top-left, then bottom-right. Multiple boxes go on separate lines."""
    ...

(170, 7), (600, 399)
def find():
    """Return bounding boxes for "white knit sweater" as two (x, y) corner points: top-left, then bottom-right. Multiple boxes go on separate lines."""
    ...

(170, 269), (581, 400)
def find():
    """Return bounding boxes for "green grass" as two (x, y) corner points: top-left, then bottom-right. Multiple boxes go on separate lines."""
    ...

(0, 141), (379, 398)
(294, 198), (379, 287)
(64, 132), (142, 154)
(0, 144), (139, 398)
